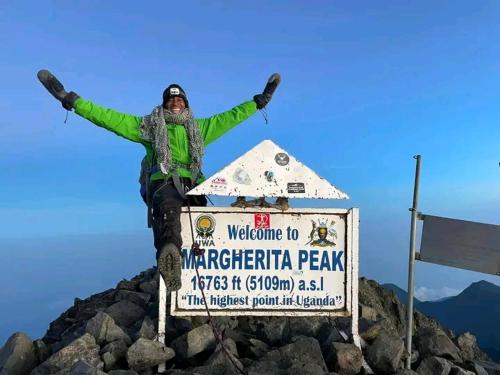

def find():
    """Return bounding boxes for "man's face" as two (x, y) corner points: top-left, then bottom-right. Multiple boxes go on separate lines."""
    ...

(166, 96), (186, 113)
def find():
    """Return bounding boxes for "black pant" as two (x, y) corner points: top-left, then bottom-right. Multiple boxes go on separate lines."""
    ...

(150, 179), (207, 255)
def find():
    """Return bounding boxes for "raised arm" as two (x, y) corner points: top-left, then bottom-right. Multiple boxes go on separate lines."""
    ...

(196, 100), (257, 146)
(196, 73), (281, 146)
(37, 69), (146, 144)
(74, 98), (144, 143)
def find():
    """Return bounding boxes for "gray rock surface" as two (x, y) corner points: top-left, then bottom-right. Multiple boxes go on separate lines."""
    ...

(114, 290), (151, 308)
(100, 339), (128, 371)
(0, 332), (37, 375)
(325, 342), (362, 374)
(63, 360), (107, 375)
(33, 339), (50, 364)
(85, 312), (131, 345)
(449, 366), (475, 375)
(105, 300), (146, 327)
(416, 327), (462, 361)
(133, 316), (156, 341)
(455, 332), (483, 362)
(416, 356), (452, 375)
(126, 338), (175, 371)
(2, 269), (492, 375)
(31, 333), (102, 375)
(171, 324), (216, 359)
(246, 338), (269, 359)
(279, 336), (327, 372)
(366, 332), (405, 374)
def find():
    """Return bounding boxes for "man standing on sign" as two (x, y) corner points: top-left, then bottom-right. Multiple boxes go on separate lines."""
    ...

(37, 69), (280, 291)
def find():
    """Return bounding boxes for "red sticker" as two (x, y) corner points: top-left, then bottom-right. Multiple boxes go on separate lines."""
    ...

(254, 213), (270, 229)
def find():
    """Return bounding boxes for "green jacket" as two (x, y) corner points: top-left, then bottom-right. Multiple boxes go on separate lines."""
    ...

(74, 98), (257, 182)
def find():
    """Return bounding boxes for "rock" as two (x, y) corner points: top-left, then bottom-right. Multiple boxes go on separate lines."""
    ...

(395, 370), (418, 374)
(100, 338), (128, 371)
(359, 304), (378, 321)
(238, 316), (287, 345)
(287, 363), (329, 375)
(65, 360), (107, 375)
(205, 338), (239, 367)
(133, 316), (156, 341)
(359, 319), (385, 342)
(105, 300), (146, 327)
(470, 362), (489, 375)
(287, 317), (329, 339)
(165, 316), (193, 342)
(108, 371), (139, 375)
(359, 278), (406, 337)
(33, 339), (50, 364)
(126, 338), (175, 372)
(31, 333), (102, 375)
(85, 311), (131, 345)
(171, 324), (216, 360)
(116, 279), (138, 291)
(247, 338), (269, 359)
(416, 327), (462, 361)
(366, 332), (405, 374)
(324, 342), (362, 374)
(139, 276), (158, 297)
(416, 356), (452, 375)
(114, 290), (151, 308)
(278, 336), (327, 373)
(449, 366), (475, 375)
(455, 332), (480, 362)
(50, 323), (87, 353)
(0, 332), (37, 375)
(246, 358), (285, 375)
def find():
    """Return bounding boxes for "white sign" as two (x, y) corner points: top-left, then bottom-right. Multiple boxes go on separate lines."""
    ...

(168, 207), (358, 317)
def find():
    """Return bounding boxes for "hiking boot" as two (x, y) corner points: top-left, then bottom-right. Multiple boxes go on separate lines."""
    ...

(157, 243), (182, 291)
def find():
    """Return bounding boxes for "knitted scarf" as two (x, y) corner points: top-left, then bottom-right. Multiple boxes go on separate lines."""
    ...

(139, 106), (204, 182)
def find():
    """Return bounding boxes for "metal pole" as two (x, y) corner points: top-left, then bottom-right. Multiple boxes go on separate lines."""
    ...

(405, 155), (421, 369)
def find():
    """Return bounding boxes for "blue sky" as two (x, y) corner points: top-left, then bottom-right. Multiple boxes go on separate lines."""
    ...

(0, 1), (499, 342)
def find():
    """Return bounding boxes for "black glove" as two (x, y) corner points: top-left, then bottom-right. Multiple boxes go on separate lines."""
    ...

(253, 73), (281, 109)
(37, 69), (80, 110)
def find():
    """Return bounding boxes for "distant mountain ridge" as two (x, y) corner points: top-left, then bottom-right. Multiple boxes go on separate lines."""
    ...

(383, 280), (500, 362)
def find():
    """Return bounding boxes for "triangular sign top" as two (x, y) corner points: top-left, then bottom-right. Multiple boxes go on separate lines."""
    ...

(188, 139), (349, 199)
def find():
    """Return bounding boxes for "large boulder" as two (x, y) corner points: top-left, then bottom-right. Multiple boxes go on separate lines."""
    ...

(0, 332), (37, 375)
(454, 332), (487, 362)
(416, 356), (452, 375)
(324, 342), (362, 374)
(416, 327), (462, 361)
(126, 338), (175, 372)
(31, 333), (102, 375)
(55, 360), (107, 375)
(238, 316), (288, 345)
(85, 312), (131, 345)
(100, 339), (128, 371)
(278, 336), (328, 373)
(104, 300), (145, 327)
(170, 324), (216, 360)
(366, 332), (405, 374)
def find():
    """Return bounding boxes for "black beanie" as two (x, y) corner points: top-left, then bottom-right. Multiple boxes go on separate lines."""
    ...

(162, 84), (189, 108)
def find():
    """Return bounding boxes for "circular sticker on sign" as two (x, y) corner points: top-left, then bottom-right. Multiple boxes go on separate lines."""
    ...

(275, 152), (290, 166)
(195, 214), (216, 239)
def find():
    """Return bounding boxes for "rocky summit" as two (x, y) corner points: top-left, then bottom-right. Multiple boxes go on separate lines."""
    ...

(0, 269), (497, 375)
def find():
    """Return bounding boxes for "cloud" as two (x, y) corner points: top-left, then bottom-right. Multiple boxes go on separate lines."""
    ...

(415, 286), (462, 301)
